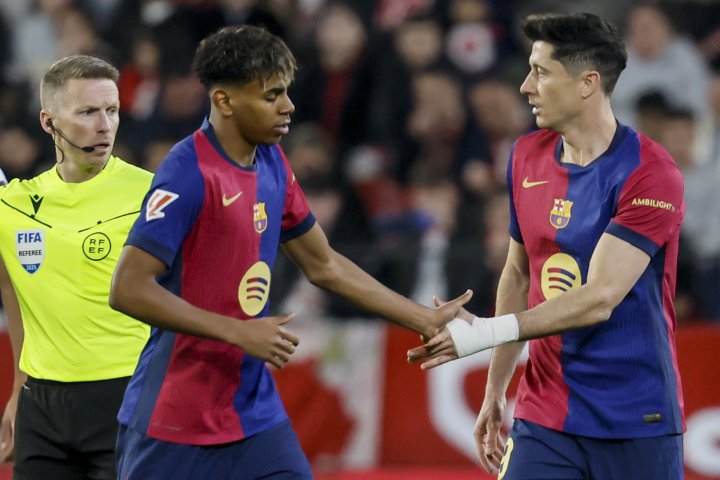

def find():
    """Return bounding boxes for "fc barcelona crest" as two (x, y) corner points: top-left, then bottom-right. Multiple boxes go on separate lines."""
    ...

(253, 202), (268, 234)
(550, 198), (573, 229)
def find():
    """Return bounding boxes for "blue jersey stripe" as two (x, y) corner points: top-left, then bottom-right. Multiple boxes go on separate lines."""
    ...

(123, 329), (177, 432)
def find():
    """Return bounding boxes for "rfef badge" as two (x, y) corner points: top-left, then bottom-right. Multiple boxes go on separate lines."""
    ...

(550, 198), (573, 229)
(16, 229), (45, 274)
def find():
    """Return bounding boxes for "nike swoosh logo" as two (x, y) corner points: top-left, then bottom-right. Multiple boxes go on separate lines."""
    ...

(522, 177), (549, 188)
(222, 191), (243, 206)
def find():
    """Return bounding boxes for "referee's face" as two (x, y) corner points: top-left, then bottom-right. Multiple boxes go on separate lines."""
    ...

(50, 78), (120, 169)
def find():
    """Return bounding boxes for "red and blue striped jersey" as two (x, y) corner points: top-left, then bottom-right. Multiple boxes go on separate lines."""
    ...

(117, 119), (315, 445)
(508, 123), (685, 438)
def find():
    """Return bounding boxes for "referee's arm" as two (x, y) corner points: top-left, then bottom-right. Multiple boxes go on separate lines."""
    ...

(0, 252), (25, 462)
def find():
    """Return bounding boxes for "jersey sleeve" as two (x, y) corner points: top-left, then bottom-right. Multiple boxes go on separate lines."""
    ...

(605, 160), (684, 256)
(507, 143), (523, 244)
(126, 144), (205, 267)
(277, 146), (316, 243)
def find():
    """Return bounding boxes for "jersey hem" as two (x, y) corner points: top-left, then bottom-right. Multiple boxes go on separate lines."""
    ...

(122, 412), (290, 446)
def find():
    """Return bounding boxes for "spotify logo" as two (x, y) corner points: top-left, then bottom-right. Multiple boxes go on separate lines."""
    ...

(238, 261), (271, 316)
(541, 253), (581, 300)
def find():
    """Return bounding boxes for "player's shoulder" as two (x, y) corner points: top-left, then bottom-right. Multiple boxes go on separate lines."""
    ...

(514, 128), (559, 154)
(162, 135), (199, 169)
(635, 133), (680, 170)
(151, 135), (201, 181)
(619, 132), (683, 200)
(147, 135), (207, 205)
(630, 132), (683, 183)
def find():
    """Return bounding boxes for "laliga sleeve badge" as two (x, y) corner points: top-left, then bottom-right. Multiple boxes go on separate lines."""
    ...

(146, 189), (179, 221)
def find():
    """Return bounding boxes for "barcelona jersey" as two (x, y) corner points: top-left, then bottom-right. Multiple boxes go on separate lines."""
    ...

(508, 123), (685, 438)
(117, 119), (315, 445)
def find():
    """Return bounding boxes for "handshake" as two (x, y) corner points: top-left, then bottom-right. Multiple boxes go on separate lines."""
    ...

(407, 296), (520, 370)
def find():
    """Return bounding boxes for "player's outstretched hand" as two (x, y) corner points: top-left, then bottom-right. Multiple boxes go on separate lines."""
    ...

(0, 390), (18, 463)
(427, 290), (473, 338)
(407, 327), (458, 369)
(236, 314), (299, 369)
(408, 294), (474, 369)
(474, 396), (506, 473)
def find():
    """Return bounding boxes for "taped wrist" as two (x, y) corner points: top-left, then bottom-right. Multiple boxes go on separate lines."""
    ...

(446, 314), (519, 357)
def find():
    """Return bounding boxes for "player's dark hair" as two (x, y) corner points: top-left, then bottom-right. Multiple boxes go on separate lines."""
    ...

(41, 55), (119, 110)
(522, 13), (627, 95)
(193, 25), (297, 89)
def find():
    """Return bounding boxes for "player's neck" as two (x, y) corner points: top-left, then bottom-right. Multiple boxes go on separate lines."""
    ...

(560, 103), (617, 167)
(210, 115), (257, 167)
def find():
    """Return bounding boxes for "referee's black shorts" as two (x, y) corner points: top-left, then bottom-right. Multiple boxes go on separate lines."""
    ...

(13, 376), (130, 480)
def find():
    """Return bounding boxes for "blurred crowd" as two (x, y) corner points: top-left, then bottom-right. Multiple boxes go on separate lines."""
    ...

(0, 0), (719, 322)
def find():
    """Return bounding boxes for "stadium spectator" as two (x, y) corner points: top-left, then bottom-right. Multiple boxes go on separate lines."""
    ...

(290, 3), (378, 152)
(661, 107), (720, 322)
(461, 77), (532, 197)
(612, 4), (710, 128)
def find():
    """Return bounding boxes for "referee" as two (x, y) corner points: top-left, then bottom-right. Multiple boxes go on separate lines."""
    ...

(0, 55), (152, 479)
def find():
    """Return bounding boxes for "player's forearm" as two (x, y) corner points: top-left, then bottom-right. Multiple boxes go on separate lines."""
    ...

(312, 251), (433, 335)
(516, 233), (649, 339)
(515, 280), (614, 340)
(485, 341), (526, 398)
(485, 259), (529, 397)
(110, 273), (239, 344)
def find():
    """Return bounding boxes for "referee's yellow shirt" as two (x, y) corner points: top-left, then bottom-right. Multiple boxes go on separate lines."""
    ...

(0, 156), (152, 381)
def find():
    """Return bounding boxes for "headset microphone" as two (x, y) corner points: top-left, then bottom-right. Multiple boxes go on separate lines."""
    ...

(47, 119), (96, 153)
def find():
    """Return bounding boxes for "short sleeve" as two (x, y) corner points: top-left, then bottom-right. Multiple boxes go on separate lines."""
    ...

(507, 143), (523, 244)
(126, 143), (205, 267)
(605, 160), (684, 256)
(278, 147), (315, 242)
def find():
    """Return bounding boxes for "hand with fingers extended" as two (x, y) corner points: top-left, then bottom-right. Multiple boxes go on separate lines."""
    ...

(409, 295), (473, 369)
(474, 395), (507, 473)
(407, 327), (460, 369)
(410, 295), (520, 368)
(0, 389), (19, 463)
(234, 314), (299, 370)
(424, 291), (474, 340)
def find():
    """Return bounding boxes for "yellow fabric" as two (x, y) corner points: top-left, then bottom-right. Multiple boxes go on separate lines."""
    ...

(0, 156), (153, 381)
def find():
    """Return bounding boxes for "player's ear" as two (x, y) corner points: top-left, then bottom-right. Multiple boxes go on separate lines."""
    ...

(580, 70), (601, 99)
(211, 88), (234, 117)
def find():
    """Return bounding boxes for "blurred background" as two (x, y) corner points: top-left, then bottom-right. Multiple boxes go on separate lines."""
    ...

(0, 0), (718, 478)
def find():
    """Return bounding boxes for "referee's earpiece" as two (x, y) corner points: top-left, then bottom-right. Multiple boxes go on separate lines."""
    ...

(46, 118), (54, 131)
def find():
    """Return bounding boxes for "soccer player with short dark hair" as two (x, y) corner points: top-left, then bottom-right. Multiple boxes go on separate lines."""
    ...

(109, 25), (471, 478)
(409, 13), (685, 479)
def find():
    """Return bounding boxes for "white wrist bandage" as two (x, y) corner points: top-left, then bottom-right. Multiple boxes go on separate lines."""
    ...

(446, 314), (520, 357)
